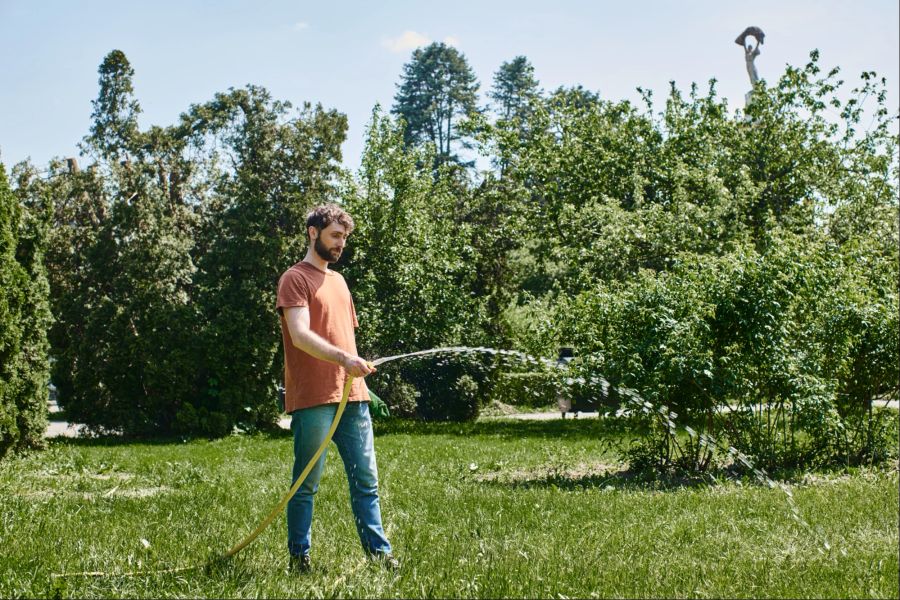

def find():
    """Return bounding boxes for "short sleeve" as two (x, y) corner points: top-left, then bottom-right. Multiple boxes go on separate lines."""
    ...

(276, 269), (310, 315)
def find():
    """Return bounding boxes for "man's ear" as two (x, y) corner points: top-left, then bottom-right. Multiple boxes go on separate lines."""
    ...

(308, 225), (317, 241)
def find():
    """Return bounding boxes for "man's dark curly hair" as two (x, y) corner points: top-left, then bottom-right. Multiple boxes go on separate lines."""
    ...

(305, 204), (355, 239)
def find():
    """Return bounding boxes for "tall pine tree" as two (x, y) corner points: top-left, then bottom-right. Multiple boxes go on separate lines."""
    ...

(82, 49), (142, 162)
(392, 43), (480, 165)
(489, 56), (541, 123)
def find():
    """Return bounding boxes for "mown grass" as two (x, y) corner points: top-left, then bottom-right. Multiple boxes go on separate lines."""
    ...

(1, 418), (897, 598)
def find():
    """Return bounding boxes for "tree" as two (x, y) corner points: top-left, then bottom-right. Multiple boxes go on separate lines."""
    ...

(487, 56), (542, 175)
(392, 43), (480, 165)
(187, 87), (349, 434)
(499, 54), (898, 471)
(14, 51), (201, 437)
(82, 50), (142, 162)
(489, 56), (541, 124)
(65, 181), (198, 436)
(0, 163), (51, 458)
(342, 107), (488, 420)
(343, 106), (481, 356)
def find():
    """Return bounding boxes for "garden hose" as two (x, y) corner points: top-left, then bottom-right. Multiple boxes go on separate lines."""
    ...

(52, 374), (358, 579)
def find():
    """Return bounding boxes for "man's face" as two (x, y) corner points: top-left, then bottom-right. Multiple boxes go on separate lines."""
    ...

(311, 222), (349, 263)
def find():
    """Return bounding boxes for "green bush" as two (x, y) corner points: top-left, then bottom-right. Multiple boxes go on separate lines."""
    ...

(538, 229), (898, 472)
(490, 372), (556, 408)
(0, 163), (51, 459)
(397, 360), (489, 422)
(371, 372), (418, 419)
(488, 366), (608, 412)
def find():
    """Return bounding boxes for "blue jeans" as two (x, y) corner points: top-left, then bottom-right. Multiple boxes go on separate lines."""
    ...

(287, 401), (392, 557)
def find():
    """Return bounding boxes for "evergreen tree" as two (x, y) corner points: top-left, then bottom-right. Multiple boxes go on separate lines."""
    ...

(392, 43), (480, 164)
(0, 163), (50, 458)
(489, 56), (541, 123)
(187, 87), (348, 434)
(82, 50), (142, 162)
(487, 56), (542, 174)
(23, 51), (200, 436)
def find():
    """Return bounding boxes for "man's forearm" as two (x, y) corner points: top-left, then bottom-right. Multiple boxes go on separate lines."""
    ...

(290, 327), (350, 366)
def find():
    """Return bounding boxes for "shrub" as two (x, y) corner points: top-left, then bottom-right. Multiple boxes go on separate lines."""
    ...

(372, 372), (419, 419)
(0, 163), (51, 459)
(399, 360), (490, 422)
(490, 372), (557, 408)
(537, 230), (898, 472)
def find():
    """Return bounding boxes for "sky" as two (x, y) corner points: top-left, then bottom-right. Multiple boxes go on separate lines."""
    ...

(1, 0), (897, 172)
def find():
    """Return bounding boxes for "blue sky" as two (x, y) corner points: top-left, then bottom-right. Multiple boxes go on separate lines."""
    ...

(1, 0), (897, 171)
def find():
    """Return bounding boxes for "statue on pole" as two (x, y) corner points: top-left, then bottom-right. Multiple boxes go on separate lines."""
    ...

(735, 26), (765, 105)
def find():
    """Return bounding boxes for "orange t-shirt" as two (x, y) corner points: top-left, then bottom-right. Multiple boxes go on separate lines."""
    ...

(276, 260), (369, 412)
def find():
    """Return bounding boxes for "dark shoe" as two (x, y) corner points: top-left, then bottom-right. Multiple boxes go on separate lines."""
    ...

(373, 553), (400, 570)
(289, 553), (311, 573)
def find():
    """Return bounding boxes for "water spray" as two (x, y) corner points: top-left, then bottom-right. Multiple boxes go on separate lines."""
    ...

(378, 346), (836, 553)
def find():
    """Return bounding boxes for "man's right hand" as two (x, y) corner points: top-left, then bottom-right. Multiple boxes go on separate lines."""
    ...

(342, 354), (376, 378)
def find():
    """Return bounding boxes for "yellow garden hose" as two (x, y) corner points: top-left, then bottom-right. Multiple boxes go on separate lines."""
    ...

(221, 376), (354, 559)
(52, 376), (357, 579)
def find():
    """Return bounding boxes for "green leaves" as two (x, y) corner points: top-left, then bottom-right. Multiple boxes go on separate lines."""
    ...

(0, 163), (51, 458)
(392, 42), (481, 165)
(537, 230), (898, 471)
(16, 51), (350, 437)
(345, 107), (481, 357)
(6, 47), (896, 449)
(83, 50), (142, 162)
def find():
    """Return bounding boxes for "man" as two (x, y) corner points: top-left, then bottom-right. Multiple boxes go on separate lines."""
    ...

(276, 203), (396, 572)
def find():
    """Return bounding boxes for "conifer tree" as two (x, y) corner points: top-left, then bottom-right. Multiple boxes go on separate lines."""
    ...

(0, 163), (50, 458)
(392, 43), (480, 165)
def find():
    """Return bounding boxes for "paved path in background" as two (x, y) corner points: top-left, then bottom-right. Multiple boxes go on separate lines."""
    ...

(44, 400), (899, 437)
(44, 399), (296, 438)
(45, 400), (82, 438)
(481, 411), (599, 421)
(481, 400), (899, 420)
(45, 420), (85, 438)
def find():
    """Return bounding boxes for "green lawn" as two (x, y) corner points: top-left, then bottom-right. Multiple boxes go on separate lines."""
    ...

(1, 419), (897, 598)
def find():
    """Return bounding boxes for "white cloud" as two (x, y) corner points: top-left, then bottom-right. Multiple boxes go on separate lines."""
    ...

(381, 30), (431, 53)
(443, 35), (460, 47)
(293, 21), (309, 31)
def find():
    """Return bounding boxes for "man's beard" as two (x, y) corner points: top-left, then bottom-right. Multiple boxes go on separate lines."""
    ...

(314, 236), (342, 263)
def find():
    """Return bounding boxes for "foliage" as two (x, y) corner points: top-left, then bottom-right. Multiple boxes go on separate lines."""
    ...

(406, 364), (485, 422)
(505, 53), (896, 296)
(392, 42), (480, 165)
(0, 163), (51, 458)
(370, 371), (418, 418)
(488, 51), (899, 471)
(539, 228), (898, 471)
(13, 53), (201, 436)
(488, 56), (543, 163)
(6, 46), (898, 457)
(14, 52), (348, 437)
(490, 56), (541, 122)
(342, 108), (488, 420)
(83, 49), (142, 163)
(186, 87), (348, 436)
(488, 371), (557, 409)
(343, 107), (483, 357)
